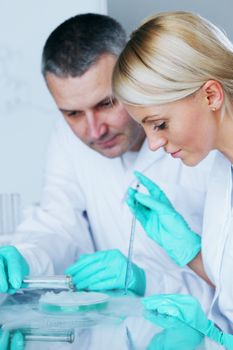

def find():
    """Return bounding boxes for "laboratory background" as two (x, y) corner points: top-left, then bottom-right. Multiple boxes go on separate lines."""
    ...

(0, 0), (232, 208)
(0, 1), (232, 349)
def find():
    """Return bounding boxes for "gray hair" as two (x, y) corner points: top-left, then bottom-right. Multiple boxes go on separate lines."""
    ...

(42, 13), (126, 78)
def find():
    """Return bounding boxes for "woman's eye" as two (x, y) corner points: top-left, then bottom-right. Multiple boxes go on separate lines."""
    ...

(153, 122), (166, 131)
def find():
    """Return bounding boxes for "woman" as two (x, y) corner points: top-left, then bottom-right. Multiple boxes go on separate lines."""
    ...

(112, 11), (233, 336)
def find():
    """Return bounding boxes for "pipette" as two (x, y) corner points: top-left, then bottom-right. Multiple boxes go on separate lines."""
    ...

(124, 183), (139, 295)
(22, 275), (75, 291)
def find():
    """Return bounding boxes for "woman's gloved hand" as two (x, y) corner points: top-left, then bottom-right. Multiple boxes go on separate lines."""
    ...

(142, 294), (233, 349)
(143, 298), (204, 350)
(127, 171), (201, 266)
(0, 246), (29, 294)
(0, 329), (24, 350)
(65, 249), (146, 296)
(146, 324), (203, 350)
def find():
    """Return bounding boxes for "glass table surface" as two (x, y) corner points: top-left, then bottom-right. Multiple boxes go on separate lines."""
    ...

(0, 291), (227, 350)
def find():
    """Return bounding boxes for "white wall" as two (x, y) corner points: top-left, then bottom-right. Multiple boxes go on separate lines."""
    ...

(108, 0), (233, 40)
(0, 1), (107, 207)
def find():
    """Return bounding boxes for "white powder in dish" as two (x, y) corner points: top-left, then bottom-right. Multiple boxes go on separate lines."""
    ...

(39, 291), (109, 307)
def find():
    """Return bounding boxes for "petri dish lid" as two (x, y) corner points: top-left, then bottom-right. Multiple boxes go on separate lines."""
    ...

(39, 291), (109, 307)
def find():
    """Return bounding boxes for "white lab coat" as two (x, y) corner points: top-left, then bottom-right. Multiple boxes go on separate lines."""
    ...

(12, 117), (214, 310)
(202, 152), (233, 332)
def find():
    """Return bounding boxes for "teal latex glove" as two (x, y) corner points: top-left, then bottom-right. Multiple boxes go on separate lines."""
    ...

(142, 294), (233, 349)
(0, 330), (24, 350)
(65, 249), (146, 296)
(0, 246), (29, 294)
(143, 299), (204, 350)
(127, 171), (201, 266)
(146, 324), (203, 350)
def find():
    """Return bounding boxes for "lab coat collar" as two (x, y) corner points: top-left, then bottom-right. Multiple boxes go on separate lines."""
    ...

(202, 151), (232, 282)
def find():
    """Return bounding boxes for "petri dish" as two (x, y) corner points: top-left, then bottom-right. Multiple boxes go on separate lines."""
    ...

(39, 291), (109, 314)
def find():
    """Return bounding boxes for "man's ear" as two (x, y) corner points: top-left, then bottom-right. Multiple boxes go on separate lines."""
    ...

(202, 80), (224, 111)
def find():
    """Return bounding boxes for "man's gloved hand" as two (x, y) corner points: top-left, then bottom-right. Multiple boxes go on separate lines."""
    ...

(0, 246), (29, 294)
(65, 249), (146, 296)
(142, 294), (233, 348)
(127, 171), (201, 266)
(0, 329), (24, 350)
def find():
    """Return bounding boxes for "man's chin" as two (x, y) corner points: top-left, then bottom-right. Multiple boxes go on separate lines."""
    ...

(92, 144), (125, 158)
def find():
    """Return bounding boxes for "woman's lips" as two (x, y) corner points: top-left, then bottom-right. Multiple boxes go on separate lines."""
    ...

(170, 149), (182, 158)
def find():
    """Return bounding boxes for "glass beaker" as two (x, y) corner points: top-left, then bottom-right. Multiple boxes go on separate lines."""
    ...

(0, 193), (21, 241)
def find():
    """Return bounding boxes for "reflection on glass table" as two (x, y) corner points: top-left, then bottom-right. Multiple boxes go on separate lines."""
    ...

(0, 290), (228, 350)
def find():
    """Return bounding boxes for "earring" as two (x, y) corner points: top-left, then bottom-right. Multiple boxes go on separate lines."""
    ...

(205, 96), (216, 111)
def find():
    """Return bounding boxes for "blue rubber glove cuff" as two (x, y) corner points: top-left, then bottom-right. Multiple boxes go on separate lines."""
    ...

(206, 320), (224, 344)
(222, 333), (233, 349)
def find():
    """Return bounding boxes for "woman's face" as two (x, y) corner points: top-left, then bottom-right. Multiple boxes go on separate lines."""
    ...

(125, 89), (218, 166)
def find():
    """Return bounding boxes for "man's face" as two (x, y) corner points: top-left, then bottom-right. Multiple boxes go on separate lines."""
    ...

(45, 55), (145, 158)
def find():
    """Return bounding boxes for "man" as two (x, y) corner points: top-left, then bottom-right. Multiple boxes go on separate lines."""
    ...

(0, 14), (213, 307)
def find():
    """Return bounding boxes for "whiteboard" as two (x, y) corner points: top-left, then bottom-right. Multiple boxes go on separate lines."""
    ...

(0, 1), (107, 206)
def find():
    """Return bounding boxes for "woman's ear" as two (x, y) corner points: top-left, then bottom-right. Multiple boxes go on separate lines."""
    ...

(202, 80), (224, 111)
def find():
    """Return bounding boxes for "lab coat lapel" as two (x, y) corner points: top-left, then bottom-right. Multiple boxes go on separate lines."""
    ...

(202, 152), (232, 283)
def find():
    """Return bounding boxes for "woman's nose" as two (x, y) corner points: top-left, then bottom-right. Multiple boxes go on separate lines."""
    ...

(147, 134), (167, 152)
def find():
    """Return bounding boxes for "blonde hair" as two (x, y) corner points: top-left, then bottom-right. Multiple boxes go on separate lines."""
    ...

(113, 11), (233, 113)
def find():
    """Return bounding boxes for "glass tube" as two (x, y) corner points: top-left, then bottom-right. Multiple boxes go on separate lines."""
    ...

(18, 328), (75, 343)
(22, 275), (75, 291)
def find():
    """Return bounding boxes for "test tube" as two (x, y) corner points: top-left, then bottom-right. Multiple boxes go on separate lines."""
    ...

(15, 328), (75, 343)
(22, 275), (75, 291)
